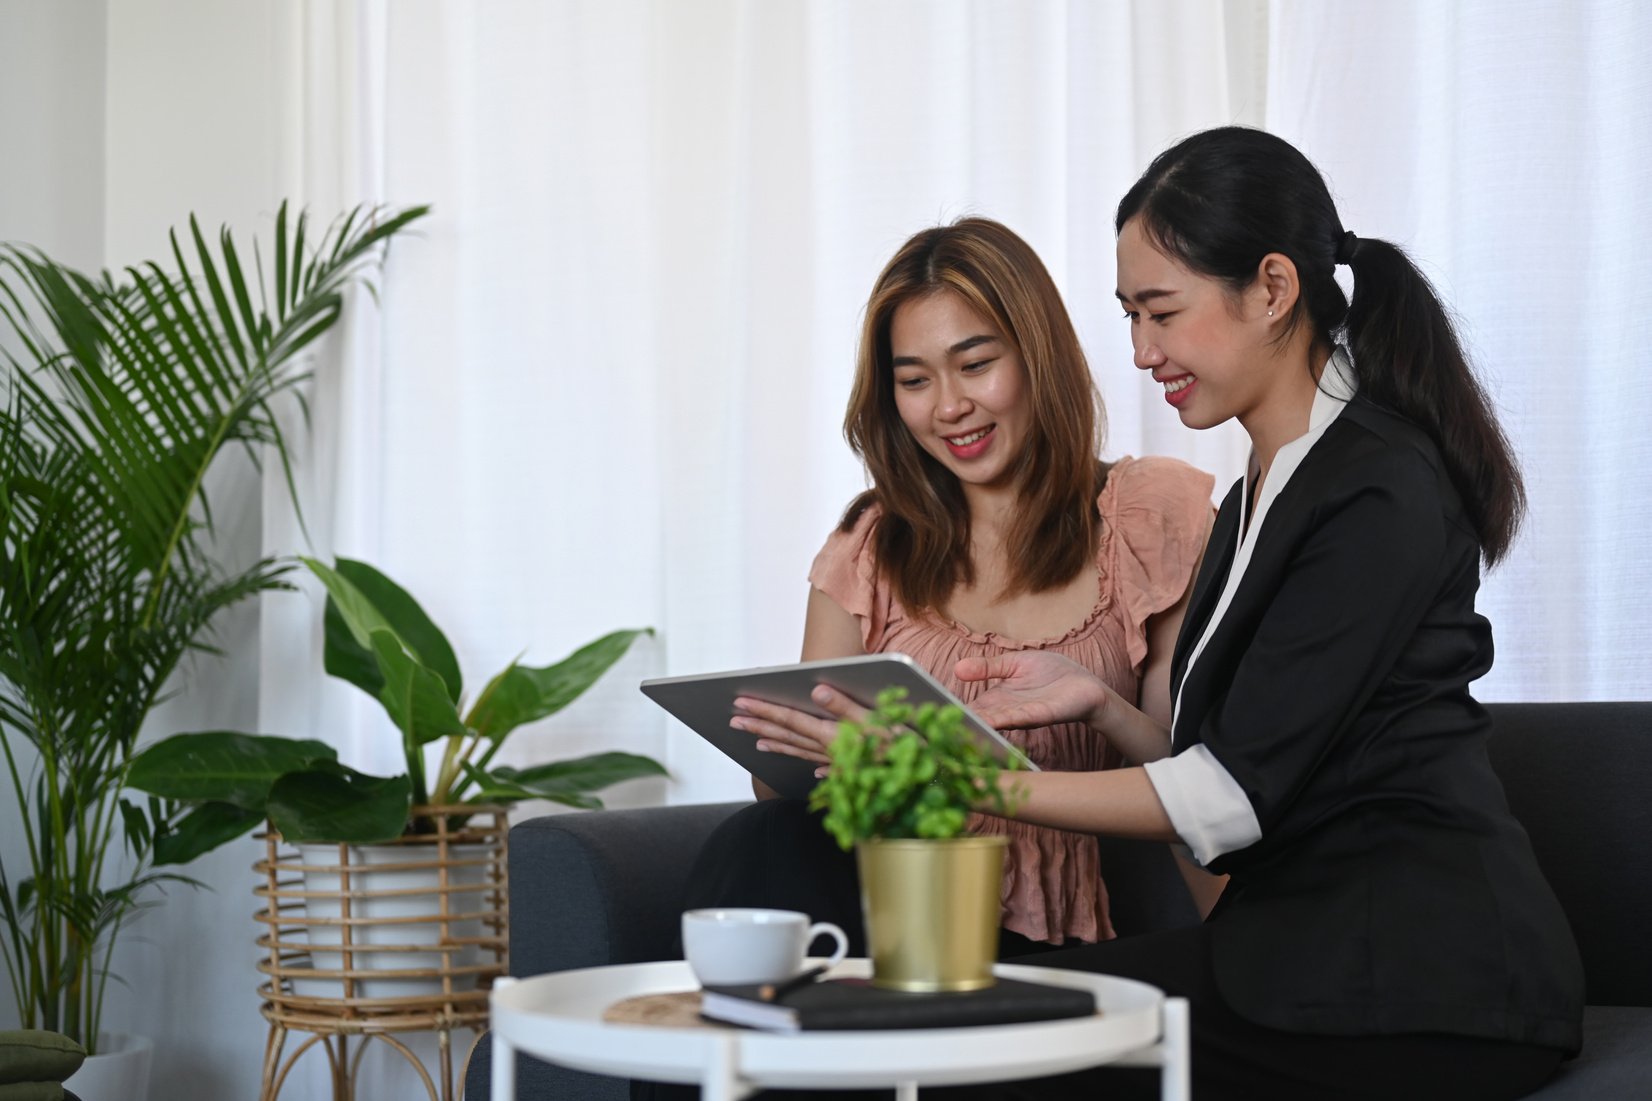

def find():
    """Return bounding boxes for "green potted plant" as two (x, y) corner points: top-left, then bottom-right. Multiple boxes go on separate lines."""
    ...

(0, 202), (426, 1091)
(808, 688), (1025, 992)
(128, 555), (667, 841)
(127, 556), (666, 997)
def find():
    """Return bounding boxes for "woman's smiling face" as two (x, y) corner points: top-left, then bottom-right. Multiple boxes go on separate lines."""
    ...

(1115, 215), (1272, 431)
(889, 289), (1031, 494)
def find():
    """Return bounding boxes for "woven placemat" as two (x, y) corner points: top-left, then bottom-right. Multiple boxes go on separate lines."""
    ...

(603, 990), (731, 1029)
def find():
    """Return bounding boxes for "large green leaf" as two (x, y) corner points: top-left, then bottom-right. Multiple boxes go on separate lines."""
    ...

(313, 557), (462, 704)
(468, 628), (651, 740)
(266, 762), (412, 844)
(152, 802), (263, 866)
(499, 752), (669, 795)
(302, 556), (398, 652)
(459, 763), (601, 810)
(369, 628), (468, 746)
(464, 753), (668, 810)
(127, 731), (337, 809)
(322, 592), (385, 701)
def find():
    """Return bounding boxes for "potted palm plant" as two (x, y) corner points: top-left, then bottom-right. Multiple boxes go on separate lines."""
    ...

(0, 203), (426, 1099)
(809, 688), (1025, 992)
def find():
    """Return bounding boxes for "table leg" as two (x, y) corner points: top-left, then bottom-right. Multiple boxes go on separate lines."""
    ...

(895, 1082), (919, 1101)
(491, 1031), (516, 1101)
(700, 1034), (753, 1101)
(492, 977), (517, 1101)
(1160, 997), (1190, 1101)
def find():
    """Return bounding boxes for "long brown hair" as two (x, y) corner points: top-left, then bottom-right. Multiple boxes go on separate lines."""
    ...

(841, 217), (1105, 613)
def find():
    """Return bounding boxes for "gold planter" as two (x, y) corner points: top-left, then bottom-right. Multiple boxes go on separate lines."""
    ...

(856, 835), (1006, 992)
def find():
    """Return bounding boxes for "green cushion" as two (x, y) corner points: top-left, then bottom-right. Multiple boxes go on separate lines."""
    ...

(0, 1031), (84, 1086)
(0, 1082), (65, 1101)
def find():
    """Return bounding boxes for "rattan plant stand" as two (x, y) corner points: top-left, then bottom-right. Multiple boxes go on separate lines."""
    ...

(254, 806), (509, 1101)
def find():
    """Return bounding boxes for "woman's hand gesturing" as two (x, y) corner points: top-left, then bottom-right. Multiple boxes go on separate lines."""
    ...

(955, 651), (1113, 733)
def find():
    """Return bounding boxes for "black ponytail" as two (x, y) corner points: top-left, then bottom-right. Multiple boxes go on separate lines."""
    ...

(1340, 236), (1524, 564)
(1116, 126), (1524, 565)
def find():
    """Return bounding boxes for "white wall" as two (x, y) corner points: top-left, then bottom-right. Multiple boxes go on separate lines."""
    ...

(0, 0), (108, 1034)
(0, 0), (106, 269)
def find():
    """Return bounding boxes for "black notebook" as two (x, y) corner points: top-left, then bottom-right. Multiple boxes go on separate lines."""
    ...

(699, 976), (1097, 1032)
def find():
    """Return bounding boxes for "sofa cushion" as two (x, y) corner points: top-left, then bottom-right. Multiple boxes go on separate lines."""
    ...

(507, 802), (748, 978)
(1485, 702), (1652, 1006)
(1525, 1006), (1652, 1098)
(0, 1031), (84, 1086)
(0, 1084), (65, 1101)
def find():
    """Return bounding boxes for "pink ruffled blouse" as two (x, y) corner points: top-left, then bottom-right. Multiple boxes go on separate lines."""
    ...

(807, 456), (1215, 944)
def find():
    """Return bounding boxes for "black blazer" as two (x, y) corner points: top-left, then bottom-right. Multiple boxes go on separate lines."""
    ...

(1170, 396), (1583, 1051)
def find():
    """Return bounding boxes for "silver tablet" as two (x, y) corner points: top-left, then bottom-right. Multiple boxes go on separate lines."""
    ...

(640, 652), (1038, 800)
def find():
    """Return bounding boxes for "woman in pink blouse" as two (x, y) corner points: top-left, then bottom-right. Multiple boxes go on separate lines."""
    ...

(703, 217), (1221, 949)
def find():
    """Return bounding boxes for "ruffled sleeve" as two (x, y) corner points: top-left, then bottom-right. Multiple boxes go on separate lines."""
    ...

(806, 504), (893, 651)
(1103, 456), (1216, 670)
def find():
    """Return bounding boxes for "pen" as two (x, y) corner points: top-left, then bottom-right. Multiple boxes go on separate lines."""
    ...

(758, 964), (829, 1003)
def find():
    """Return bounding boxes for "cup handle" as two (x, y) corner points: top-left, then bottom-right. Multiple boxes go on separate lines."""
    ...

(807, 921), (849, 969)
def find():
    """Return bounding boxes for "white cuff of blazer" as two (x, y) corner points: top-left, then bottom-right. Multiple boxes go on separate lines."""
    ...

(1143, 745), (1263, 867)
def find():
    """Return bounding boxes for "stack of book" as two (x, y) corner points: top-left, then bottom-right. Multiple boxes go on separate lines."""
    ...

(698, 975), (1097, 1032)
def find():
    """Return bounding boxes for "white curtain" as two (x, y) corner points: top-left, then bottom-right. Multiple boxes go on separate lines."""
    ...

(262, 0), (1263, 824)
(255, 7), (1253, 1093)
(266, 0), (1652, 834)
(1264, 0), (1652, 699)
(245, 6), (1253, 1093)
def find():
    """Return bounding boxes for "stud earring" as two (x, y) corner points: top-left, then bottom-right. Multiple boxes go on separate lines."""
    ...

(1267, 310), (1274, 317)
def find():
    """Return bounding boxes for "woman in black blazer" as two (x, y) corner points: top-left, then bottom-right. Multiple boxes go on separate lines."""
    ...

(816, 129), (1585, 1099)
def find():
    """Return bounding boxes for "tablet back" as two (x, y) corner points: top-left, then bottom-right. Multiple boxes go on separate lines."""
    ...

(640, 653), (1036, 801)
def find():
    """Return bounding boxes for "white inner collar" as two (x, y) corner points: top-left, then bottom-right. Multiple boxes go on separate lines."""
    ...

(1239, 347), (1358, 536)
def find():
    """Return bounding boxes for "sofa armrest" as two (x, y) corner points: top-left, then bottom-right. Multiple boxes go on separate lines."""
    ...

(507, 801), (748, 977)
(1485, 702), (1652, 1007)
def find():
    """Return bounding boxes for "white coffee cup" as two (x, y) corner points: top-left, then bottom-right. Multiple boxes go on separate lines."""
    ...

(681, 908), (850, 987)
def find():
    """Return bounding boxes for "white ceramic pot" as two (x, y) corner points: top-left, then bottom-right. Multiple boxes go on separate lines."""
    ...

(63, 1032), (152, 1101)
(290, 841), (492, 1000)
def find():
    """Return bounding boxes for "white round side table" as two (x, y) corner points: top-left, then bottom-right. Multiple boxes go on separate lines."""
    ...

(488, 958), (1189, 1101)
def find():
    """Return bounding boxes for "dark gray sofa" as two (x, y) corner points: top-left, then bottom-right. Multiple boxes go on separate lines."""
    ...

(466, 701), (1652, 1099)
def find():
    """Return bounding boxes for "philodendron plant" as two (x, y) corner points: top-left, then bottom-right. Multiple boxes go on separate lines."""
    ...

(129, 557), (666, 843)
(808, 688), (1025, 850)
